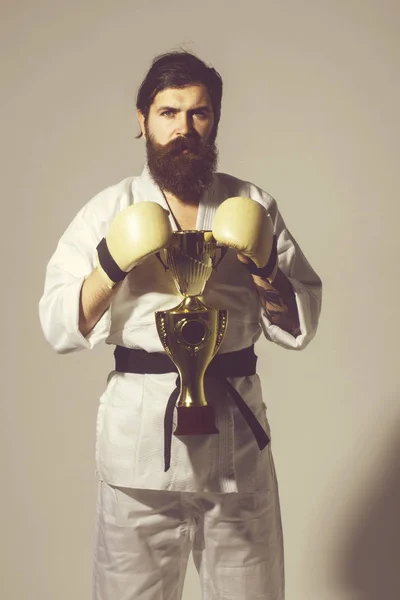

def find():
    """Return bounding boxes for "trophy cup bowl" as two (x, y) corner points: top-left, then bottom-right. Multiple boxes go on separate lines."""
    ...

(155, 231), (228, 436)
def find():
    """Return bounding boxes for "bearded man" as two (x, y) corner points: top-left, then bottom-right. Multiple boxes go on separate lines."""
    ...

(39, 51), (322, 600)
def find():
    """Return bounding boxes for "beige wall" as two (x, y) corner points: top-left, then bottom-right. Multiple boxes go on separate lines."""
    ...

(2, 1), (400, 598)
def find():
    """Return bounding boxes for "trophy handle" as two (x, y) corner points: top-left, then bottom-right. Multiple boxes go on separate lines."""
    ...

(214, 245), (228, 269)
(155, 251), (168, 271)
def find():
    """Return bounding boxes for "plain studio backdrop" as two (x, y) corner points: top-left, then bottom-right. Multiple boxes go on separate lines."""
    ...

(1, 1), (399, 599)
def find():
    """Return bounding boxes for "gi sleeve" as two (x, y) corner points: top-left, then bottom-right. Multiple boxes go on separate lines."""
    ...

(38, 200), (111, 354)
(250, 186), (322, 351)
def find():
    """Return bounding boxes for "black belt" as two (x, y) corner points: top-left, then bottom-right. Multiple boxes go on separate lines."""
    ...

(114, 345), (270, 472)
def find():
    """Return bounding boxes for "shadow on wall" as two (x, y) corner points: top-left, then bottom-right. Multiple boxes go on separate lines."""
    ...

(336, 413), (400, 600)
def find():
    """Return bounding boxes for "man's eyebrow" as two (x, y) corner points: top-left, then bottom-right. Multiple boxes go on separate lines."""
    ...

(190, 105), (211, 112)
(156, 105), (211, 113)
(157, 106), (178, 112)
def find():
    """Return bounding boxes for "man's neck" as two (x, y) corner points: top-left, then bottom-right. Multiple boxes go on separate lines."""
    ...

(163, 191), (199, 230)
(163, 190), (200, 208)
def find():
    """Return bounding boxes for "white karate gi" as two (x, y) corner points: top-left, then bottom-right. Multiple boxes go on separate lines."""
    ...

(39, 165), (321, 599)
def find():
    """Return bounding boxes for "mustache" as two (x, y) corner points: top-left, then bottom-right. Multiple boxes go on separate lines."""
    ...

(152, 133), (207, 156)
(171, 135), (199, 153)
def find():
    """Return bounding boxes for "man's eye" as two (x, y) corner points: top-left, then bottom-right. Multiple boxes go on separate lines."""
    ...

(193, 111), (207, 119)
(161, 110), (174, 117)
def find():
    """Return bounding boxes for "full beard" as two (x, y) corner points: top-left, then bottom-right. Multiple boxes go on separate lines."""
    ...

(145, 130), (218, 203)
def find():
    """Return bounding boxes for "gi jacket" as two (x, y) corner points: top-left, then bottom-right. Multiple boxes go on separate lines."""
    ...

(39, 166), (322, 492)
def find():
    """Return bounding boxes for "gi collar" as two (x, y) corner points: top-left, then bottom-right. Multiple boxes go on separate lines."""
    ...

(134, 163), (222, 232)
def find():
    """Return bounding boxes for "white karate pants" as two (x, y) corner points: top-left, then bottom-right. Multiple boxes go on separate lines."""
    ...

(92, 480), (284, 600)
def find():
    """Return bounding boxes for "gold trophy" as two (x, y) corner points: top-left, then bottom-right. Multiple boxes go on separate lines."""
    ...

(155, 231), (228, 436)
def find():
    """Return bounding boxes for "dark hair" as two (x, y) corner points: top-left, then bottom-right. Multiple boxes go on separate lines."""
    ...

(136, 51), (223, 138)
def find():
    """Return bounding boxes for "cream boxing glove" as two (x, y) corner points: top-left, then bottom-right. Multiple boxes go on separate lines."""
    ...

(96, 202), (173, 287)
(212, 196), (278, 282)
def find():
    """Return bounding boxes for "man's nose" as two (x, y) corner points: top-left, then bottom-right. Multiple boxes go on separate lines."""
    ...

(176, 112), (193, 135)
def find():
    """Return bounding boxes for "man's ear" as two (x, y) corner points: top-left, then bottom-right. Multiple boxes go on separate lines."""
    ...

(137, 110), (146, 138)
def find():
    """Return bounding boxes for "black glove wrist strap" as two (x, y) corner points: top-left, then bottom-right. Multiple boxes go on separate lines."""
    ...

(96, 237), (128, 283)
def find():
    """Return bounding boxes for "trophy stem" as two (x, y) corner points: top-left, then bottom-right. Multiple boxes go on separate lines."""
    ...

(174, 366), (219, 435)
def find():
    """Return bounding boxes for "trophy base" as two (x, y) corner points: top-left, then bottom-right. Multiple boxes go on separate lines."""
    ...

(174, 406), (219, 436)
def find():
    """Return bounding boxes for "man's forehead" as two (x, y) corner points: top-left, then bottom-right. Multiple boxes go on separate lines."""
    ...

(152, 84), (212, 108)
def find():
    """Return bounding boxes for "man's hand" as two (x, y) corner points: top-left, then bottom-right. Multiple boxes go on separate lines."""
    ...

(96, 202), (174, 287)
(79, 202), (174, 337)
(213, 196), (300, 337)
(212, 196), (275, 268)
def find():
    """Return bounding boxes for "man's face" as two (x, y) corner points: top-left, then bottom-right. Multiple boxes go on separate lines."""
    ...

(141, 84), (215, 145)
(138, 84), (218, 202)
